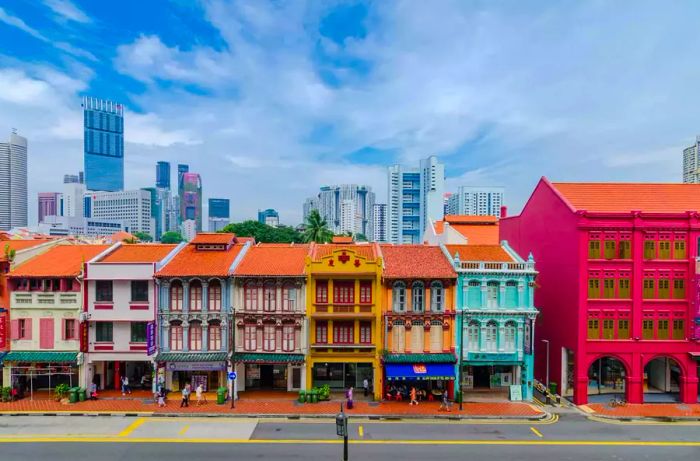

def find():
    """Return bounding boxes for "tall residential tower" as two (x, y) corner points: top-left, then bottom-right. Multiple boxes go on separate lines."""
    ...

(447, 186), (504, 217)
(303, 184), (375, 237)
(83, 97), (124, 191)
(683, 136), (700, 183)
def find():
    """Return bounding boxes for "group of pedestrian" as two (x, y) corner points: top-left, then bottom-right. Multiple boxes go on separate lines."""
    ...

(179, 383), (207, 407)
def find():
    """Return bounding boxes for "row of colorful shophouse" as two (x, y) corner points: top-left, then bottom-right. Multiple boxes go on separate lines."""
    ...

(0, 217), (539, 402)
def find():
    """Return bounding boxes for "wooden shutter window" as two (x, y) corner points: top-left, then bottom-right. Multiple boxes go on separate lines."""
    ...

(40, 318), (54, 349)
(10, 319), (19, 340)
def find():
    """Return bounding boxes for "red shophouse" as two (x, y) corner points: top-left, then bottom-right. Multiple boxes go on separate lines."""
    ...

(501, 178), (700, 405)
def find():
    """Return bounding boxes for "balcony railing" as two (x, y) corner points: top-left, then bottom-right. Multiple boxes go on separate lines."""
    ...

(11, 291), (80, 308)
(313, 304), (375, 315)
(458, 261), (535, 272)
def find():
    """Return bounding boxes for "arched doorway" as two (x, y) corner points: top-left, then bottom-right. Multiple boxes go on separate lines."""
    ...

(644, 357), (681, 402)
(587, 357), (627, 402)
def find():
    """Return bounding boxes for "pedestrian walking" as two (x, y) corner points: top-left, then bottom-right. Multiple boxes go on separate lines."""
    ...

(124, 376), (131, 395)
(158, 388), (166, 407)
(180, 384), (190, 408)
(346, 386), (354, 410)
(410, 387), (418, 406)
(439, 390), (451, 412)
(196, 384), (204, 406)
(363, 378), (369, 397)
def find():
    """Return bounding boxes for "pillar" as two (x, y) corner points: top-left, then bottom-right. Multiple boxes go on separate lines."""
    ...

(114, 361), (121, 391)
(183, 281), (190, 313)
(680, 361), (698, 404)
(202, 281), (209, 312)
(182, 322), (189, 352)
(626, 353), (643, 404)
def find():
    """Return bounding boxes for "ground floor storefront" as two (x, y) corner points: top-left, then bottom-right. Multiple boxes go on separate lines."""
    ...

(307, 355), (381, 399)
(1, 351), (82, 400)
(460, 353), (534, 401)
(155, 352), (229, 392)
(233, 353), (305, 392)
(87, 353), (154, 391)
(383, 355), (456, 401)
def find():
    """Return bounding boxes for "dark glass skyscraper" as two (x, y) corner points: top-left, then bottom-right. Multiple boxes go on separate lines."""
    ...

(156, 161), (170, 188)
(83, 97), (124, 191)
(209, 198), (230, 219)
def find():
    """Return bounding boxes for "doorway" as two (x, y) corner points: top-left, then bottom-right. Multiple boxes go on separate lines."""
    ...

(473, 366), (491, 388)
(260, 365), (274, 388)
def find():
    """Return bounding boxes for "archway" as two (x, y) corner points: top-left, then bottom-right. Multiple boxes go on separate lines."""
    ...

(644, 356), (681, 403)
(587, 356), (627, 402)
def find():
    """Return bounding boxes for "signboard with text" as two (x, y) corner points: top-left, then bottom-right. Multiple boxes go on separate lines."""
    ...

(168, 362), (226, 371)
(0, 314), (6, 349)
(146, 321), (156, 356)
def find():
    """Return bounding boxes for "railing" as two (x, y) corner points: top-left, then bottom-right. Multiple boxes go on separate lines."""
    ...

(458, 261), (535, 272)
(313, 304), (375, 315)
(11, 291), (80, 308)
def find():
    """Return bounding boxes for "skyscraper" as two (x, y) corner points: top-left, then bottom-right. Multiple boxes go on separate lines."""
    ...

(88, 189), (153, 237)
(156, 161), (171, 188)
(208, 198), (230, 231)
(180, 172), (202, 231)
(63, 171), (84, 184)
(38, 192), (60, 223)
(683, 136), (700, 183)
(154, 161), (173, 239)
(258, 208), (279, 227)
(372, 203), (387, 242)
(303, 185), (375, 237)
(0, 131), (28, 230)
(177, 164), (189, 193)
(388, 155), (445, 244)
(447, 186), (504, 217)
(83, 97), (124, 191)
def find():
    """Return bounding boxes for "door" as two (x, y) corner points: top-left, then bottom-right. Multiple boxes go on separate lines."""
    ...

(473, 366), (490, 388)
(292, 367), (301, 389)
(260, 365), (274, 388)
(344, 363), (356, 389)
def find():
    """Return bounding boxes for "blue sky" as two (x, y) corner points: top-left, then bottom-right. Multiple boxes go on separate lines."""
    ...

(2, 0), (700, 225)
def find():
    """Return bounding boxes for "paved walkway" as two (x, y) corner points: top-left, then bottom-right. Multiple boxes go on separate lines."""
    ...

(585, 403), (700, 419)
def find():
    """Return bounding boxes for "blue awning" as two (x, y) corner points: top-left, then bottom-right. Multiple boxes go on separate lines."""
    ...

(385, 363), (455, 381)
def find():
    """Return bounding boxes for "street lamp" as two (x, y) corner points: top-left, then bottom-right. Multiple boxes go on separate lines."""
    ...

(541, 339), (550, 403)
(458, 312), (464, 411)
(336, 403), (349, 461)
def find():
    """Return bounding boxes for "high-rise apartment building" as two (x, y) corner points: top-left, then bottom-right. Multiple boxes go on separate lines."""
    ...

(387, 155), (445, 244)
(258, 208), (280, 227)
(83, 97), (124, 191)
(61, 181), (86, 219)
(208, 198), (230, 231)
(154, 161), (174, 240)
(303, 198), (318, 222)
(372, 203), (387, 242)
(87, 189), (154, 237)
(683, 136), (700, 183)
(38, 192), (60, 223)
(180, 172), (202, 231)
(156, 161), (171, 188)
(303, 184), (375, 237)
(0, 131), (28, 231)
(447, 186), (504, 217)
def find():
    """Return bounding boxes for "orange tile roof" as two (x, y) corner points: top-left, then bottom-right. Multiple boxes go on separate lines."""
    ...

(445, 245), (514, 262)
(434, 221), (445, 234)
(311, 243), (379, 261)
(99, 244), (178, 263)
(156, 241), (246, 277)
(444, 215), (498, 224)
(0, 239), (52, 255)
(10, 245), (110, 277)
(331, 236), (354, 244)
(432, 215), (500, 245)
(551, 182), (700, 213)
(234, 244), (309, 276)
(110, 231), (136, 242)
(380, 245), (455, 279)
(191, 233), (236, 245)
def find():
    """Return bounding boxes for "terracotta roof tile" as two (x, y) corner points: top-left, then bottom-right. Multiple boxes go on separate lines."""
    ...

(311, 243), (379, 261)
(445, 245), (514, 262)
(191, 233), (236, 245)
(110, 231), (136, 242)
(380, 245), (455, 279)
(234, 244), (309, 276)
(156, 241), (247, 277)
(99, 244), (178, 263)
(10, 245), (110, 277)
(331, 236), (353, 244)
(552, 182), (700, 213)
(434, 216), (500, 245)
(444, 215), (498, 224)
(0, 239), (53, 257)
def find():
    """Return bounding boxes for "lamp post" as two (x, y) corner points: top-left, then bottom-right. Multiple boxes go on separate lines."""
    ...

(458, 312), (464, 411)
(336, 402), (349, 461)
(230, 314), (236, 409)
(541, 339), (550, 403)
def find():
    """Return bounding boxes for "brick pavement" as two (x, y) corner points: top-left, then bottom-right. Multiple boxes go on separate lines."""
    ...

(587, 403), (700, 419)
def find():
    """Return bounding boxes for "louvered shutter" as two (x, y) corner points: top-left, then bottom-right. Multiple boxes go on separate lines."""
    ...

(40, 318), (54, 349)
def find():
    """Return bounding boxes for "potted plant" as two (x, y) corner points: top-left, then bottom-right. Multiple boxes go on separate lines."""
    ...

(54, 383), (70, 402)
(0, 387), (11, 403)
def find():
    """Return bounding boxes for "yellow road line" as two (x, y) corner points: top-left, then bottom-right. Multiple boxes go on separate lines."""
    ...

(178, 425), (190, 436)
(358, 425), (364, 437)
(530, 427), (543, 438)
(118, 417), (146, 437)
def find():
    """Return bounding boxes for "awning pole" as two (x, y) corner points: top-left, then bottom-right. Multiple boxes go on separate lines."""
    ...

(30, 370), (33, 401)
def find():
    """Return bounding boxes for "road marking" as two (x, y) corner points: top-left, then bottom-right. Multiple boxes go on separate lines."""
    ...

(358, 425), (364, 437)
(530, 427), (543, 438)
(579, 405), (595, 414)
(587, 415), (700, 426)
(178, 425), (190, 436)
(118, 417), (146, 437)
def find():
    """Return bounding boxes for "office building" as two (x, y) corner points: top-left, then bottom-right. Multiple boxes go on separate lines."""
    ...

(87, 189), (154, 237)
(446, 186), (504, 217)
(0, 131), (28, 231)
(303, 185), (375, 236)
(372, 203), (387, 242)
(38, 192), (60, 223)
(83, 97), (124, 191)
(177, 164), (189, 195)
(181, 219), (197, 241)
(208, 198), (230, 231)
(61, 181), (86, 219)
(258, 208), (279, 227)
(180, 172), (202, 231)
(156, 161), (171, 189)
(63, 171), (84, 184)
(38, 215), (126, 237)
(387, 155), (444, 244)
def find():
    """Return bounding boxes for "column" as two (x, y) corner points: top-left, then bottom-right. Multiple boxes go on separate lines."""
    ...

(221, 319), (229, 353)
(680, 361), (699, 404)
(182, 321), (189, 352)
(202, 324), (209, 352)
(183, 281), (190, 313)
(480, 280), (486, 308)
(160, 281), (170, 310)
(202, 281), (209, 312)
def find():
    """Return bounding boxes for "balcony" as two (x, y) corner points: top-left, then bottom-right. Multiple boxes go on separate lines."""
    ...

(457, 261), (535, 273)
(11, 291), (80, 309)
(311, 304), (375, 318)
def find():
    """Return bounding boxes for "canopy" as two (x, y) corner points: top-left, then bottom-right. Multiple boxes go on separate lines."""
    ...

(385, 363), (455, 381)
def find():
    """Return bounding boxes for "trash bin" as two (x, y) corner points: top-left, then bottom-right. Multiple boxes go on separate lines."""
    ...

(78, 388), (87, 402)
(298, 390), (306, 403)
(310, 389), (318, 403)
(548, 382), (557, 396)
(217, 387), (227, 405)
(68, 387), (79, 404)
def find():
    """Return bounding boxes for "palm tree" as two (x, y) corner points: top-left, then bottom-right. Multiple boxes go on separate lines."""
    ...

(303, 210), (333, 243)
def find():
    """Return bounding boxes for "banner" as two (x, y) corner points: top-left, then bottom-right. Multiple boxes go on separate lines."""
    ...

(0, 314), (6, 349)
(146, 321), (156, 356)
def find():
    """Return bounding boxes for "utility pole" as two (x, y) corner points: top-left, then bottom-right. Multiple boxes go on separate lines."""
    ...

(541, 339), (550, 404)
(458, 312), (464, 411)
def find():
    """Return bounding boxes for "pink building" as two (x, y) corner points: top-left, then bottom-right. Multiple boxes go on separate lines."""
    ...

(501, 178), (700, 405)
(37, 192), (59, 223)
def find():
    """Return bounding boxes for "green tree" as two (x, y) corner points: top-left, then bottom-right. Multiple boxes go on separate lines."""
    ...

(219, 220), (303, 243)
(132, 231), (153, 242)
(160, 231), (185, 244)
(354, 233), (368, 242)
(303, 210), (333, 243)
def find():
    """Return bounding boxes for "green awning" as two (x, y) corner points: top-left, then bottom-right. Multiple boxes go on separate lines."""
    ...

(4, 351), (78, 363)
(383, 353), (457, 364)
(234, 353), (305, 364)
(155, 352), (228, 362)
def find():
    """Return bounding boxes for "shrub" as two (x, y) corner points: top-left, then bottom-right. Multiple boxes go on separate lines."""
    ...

(54, 383), (70, 401)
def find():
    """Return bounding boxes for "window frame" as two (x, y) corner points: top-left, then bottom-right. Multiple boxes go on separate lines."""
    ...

(430, 281), (444, 312)
(208, 281), (222, 311)
(393, 282), (406, 312)
(208, 324), (222, 350)
(170, 282), (183, 311)
(95, 321), (113, 343)
(411, 281), (424, 313)
(282, 324), (295, 352)
(333, 281), (354, 305)
(169, 324), (183, 350)
(189, 322), (203, 351)
(263, 323), (276, 351)
(130, 280), (149, 302)
(95, 280), (113, 302)
(333, 321), (354, 344)
(359, 281), (372, 304)
(315, 321), (328, 344)
(130, 321), (147, 343)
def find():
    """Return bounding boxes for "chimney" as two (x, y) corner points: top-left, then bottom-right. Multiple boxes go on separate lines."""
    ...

(500, 206), (508, 218)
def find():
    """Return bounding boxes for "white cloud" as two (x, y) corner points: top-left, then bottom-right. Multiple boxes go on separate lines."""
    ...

(126, 112), (201, 147)
(55, 42), (97, 61)
(43, 0), (91, 24)
(0, 6), (48, 41)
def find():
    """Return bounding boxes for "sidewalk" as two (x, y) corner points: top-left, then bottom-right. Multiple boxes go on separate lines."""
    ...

(583, 403), (700, 420)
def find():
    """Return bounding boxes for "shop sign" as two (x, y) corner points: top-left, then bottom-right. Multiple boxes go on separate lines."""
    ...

(248, 366), (260, 379)
(80, 321), (88, 352)
(146, 321), (156, 356)
(0, 314), (6, 349)
(467, 352), (518, 362)
(509, 385), (522, 401)
(168, 362), (226, 371)
(524, 319), (533, 355)
(412, 364), (427, 374)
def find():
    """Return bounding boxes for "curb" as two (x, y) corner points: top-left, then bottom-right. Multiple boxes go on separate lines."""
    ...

(588, 413), (700, 423)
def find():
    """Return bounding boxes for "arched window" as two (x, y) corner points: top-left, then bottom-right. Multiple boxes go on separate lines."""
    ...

(504, 321), (516, 351)
(170, 281), (183, 311)
(190, 280), (202, 311)
(505, 281), (518, 308)
(208, 322), (221, 350)
(485, 321), (498, 351)
(393, 282), (406, 313)
(189, 321), (202, 350)
(467, 321), (480, 351)
(244, 282), (258, 311)
(169, 322), (183, 350)
(429, 320), (443, 352)
(467, 280), (481, 308)
(208, 280), (222, 311)
(392, 320), (405, 353)
(430, 281), (444, 312)
(486, 281), (499, 308)
(412, 281), (424, 313)
(411, 321), (424, 352)
(263, 323), (276, 351)
(282, 324), (295, 352)
(263, 283), (276, 312)
(282, 284), (296, 311)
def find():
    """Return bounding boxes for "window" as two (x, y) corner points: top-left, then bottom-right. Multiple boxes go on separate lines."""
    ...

(315, 321), (328, 344)
(263, 323), (276, 351)
(588, 239), (601, 259)
(208, 281), (222, 311)
(587, 318), (599, 339)
(392, 320), (405, 353)
(618, 279), (630, 298)
(130, 322), (147, 342)
(657, 278), (670, 299)
(96, 280), (113, 302)
(602, 319), (614, 340)
(412, 282), (424, 312)
(334, 282), (354, 304)
(604, 240), (616, 259)
(603, 279), (615, 298)
(316, 281), (328, 303)
(486, 282), (499, 308)
(169, 324), (183, 350)
(642, 319), (654, 340)
(18, 318), (29, 339)
(359, 281), (372, 304)
(467, 321), (480, 351)
(360, 321), (372, 344)
(333, 321), (353, 344)
(282, 325), (295, 351)
(430, 281), (444, 312)
(189, 281), (202, 311)
(130, 280), (148, 302)
(643, 279), (655, 299)
(619, 240), (631, 259)
(410, 321), (424, 351)
(64, 319), (76, 340)
(245, 283), (258, 311)
(618, 319), (630, 339)
(393, 282), (406, 312)
(429, 320), (443, 352)
(644, 240), (656, 259)
(190, 322), (202, 350)
(96, 322), (113, 342)
(170, 282), (183, 311)
(282, 285), (296, 311)
(244, 324), (257, 351)
(658, 240), (671, 259)
(504, 322), (516, 351)
(263, 284), (276, 312)
(674, 240), (686, 259)
(673, 279), (685, 299)
(208, 324), (221, 350)
(672, 319), (685, 340)
(484, 321), (497, 351)
(657, 319), (670, 340)
(588, 278), (600, 298)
